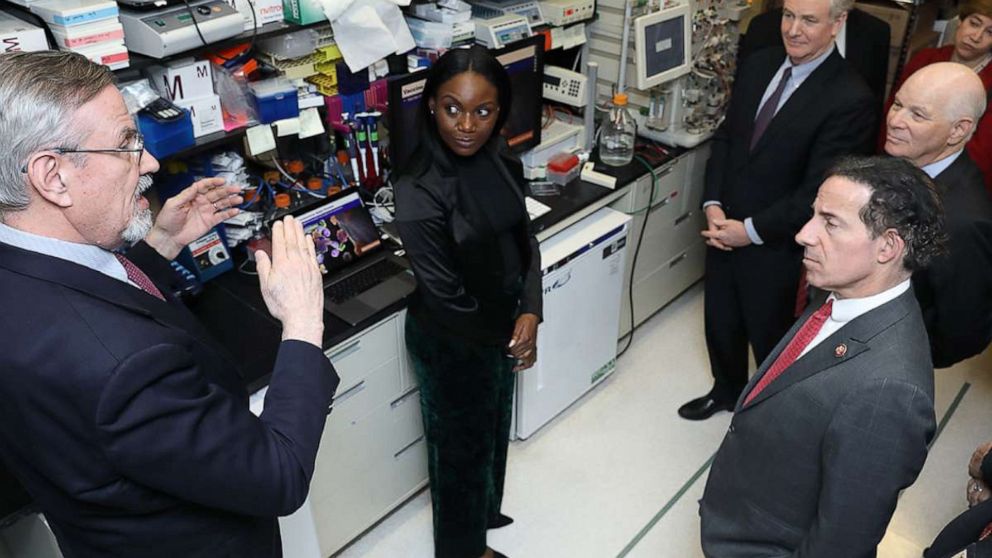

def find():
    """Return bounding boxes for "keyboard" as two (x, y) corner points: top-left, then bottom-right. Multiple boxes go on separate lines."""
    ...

(525, 196), (552, 220)
(326, 259), (406, 304)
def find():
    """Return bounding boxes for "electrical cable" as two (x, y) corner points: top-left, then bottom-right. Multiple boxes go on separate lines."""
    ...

(617, 154), (658, 359)
(182, 0), (258, 63)
(270, 156), (325, 198)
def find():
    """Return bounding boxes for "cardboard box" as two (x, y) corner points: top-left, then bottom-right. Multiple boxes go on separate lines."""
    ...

(30, 0), (118, 27)
(176, 94), (224, 137)
(225, 0), (282, 31)
(855, 1), (910, 47)
(282, 0), (322, 25)
(147, 59), (215, 103)
(49, 18), (122, 48)
(0, 9), (48, 52)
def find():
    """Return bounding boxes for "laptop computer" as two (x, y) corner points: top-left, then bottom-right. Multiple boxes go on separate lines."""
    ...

(290, 189), (415, 325)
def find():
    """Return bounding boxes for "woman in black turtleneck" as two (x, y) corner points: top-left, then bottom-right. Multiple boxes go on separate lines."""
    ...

(393, 47), (542, 558)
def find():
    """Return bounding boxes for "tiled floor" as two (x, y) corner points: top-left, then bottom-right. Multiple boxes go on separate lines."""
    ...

(338, 282), (992, 558)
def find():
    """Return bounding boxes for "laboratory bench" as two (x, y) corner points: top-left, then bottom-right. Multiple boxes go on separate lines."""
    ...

(182, 141), (708, 557)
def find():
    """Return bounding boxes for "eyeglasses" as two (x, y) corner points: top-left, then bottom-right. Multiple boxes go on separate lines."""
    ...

(20, 133), (145, 173)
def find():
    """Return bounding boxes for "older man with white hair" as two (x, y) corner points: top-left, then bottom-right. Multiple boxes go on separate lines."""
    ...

(884, 61), (992, 367)
(0, 50), (339, 557)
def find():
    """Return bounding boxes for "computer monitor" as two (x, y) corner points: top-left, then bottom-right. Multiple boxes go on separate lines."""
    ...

(290, 190), (382, 276)
(633, 3), (692, 90)
(387, 34), (545, 172)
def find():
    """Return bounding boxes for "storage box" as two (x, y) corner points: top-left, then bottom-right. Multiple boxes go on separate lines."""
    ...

(225, 0), (282, 31)
(49, 18), (122, 48)
(73, 40), (128, 70)
(176, 93), (224, 137)
(30, 0), (118, 27)
(147, 59), (215, 103)
(137, 110), (196, 160)
(0, 9), (48, 52)
(282, 0), (322, 25)
(249, 78), (299, 123)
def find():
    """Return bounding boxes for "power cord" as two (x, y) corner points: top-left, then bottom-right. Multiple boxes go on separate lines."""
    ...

(182, 0), (258, 62)
(616, 154), (658, 359)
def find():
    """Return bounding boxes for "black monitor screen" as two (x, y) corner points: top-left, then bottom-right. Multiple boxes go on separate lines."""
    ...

(387, 35), (545, 173)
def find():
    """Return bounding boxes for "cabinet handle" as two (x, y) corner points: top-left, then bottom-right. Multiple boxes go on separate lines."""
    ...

(669, 252), (688, 268)
(655, 165), (675, 177)
(391, 387), (421, 408)
(328, 380), (366, 411)
(675, 212), (691, 225)
(327, 339), (362, 362)
(394, 436), (425, 459)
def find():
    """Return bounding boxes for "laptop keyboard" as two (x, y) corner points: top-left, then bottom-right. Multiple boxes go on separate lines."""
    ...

(326, 259), (406, 304)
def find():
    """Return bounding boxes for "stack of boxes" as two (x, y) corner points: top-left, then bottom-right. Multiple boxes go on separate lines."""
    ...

(148, 59), (225, 138)
(30, 0), (128, 69)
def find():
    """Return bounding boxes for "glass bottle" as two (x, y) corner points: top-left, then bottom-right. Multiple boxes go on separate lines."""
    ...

(600, 93), (636, 167)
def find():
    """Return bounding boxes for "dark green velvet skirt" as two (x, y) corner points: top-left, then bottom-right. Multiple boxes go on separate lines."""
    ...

(405, 312), (516, 558)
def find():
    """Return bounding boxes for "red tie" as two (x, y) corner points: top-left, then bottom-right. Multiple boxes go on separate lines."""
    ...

(744, 299), (834, 406)
(115, 254), (166, 301)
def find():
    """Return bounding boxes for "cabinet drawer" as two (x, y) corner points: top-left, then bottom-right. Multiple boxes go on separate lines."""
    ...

(310, 386), (426, 557)
(325, 315), (400, 392)
(326, 356), (403, 430)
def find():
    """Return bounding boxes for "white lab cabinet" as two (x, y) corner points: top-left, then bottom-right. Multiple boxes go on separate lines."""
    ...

(611, 143), (709, 337)
(514, 208), (632, 440)
(302, 310), (428, 557)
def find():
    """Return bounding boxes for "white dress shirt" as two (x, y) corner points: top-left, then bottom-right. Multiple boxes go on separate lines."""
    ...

(799, 279), (911, 358)
(705, 43), (838, 245)
(0, 222), (138, 288)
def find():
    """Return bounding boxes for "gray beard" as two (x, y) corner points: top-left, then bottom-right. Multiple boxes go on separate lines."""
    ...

(121, 175), (153, 243)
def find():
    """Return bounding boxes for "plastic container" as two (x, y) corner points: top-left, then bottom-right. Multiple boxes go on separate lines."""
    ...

(599, 93), (636, 167)
(137, 110), (195, 160)
(249, 77), (299, 124)
(546, 152), (581, 185)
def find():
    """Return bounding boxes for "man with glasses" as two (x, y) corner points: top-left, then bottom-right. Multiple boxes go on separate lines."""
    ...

(0, 51), (339, 557)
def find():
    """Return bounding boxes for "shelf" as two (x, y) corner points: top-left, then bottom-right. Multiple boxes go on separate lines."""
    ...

(116, 18), (327, 77)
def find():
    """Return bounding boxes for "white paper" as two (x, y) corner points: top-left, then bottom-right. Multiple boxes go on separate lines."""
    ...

(298, 107), (326, 139)
(274, 117), (301, 137)
(246, 124), (277, 156)
(325, 0), (415, 73)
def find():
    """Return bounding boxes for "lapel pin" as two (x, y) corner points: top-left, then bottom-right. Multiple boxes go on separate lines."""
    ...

(834, 343), (847, 358)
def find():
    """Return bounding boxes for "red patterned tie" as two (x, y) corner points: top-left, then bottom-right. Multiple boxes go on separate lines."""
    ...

(114, 254), (166, 301)
(744, 299), (834, 406)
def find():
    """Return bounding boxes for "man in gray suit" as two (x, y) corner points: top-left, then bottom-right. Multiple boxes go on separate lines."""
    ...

(700, 156), (945, 557)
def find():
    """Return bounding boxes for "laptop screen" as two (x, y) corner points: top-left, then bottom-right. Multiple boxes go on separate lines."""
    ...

(292, 191), (382, 275)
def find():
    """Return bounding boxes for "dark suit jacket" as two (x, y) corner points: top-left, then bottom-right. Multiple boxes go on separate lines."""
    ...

(700, 288), (936, 557)
(926, 452), (992, 558)
(740, 9), (890, 109)
(0, 241), (339, 558)
(705, 46), (877, 246)
(913, 152), (992, 368)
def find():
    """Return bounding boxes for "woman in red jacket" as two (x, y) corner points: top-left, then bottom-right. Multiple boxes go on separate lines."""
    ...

(881, 0), (992, 193)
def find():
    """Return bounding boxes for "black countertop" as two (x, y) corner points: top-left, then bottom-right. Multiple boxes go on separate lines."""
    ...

(188, 146), (679, 393)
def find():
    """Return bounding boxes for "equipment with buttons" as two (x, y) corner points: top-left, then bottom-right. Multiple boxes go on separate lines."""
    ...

(542, 65), (587, 107)
(468, 0), (545, 26)
(537, 0), (593, 25)
(119, 0), (244, 58)
(473, 14), (532, 48)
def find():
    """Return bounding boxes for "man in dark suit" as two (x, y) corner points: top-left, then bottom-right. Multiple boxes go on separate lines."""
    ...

(678, 0), (877, 420)
(700, 156), (944, 557)
(740, 3), (891, 109)
(884, 62), (992, 368)
(0, 51), (339, 557)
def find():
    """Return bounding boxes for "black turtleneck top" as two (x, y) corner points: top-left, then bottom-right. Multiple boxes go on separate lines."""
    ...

(394, 146), (543, 345)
